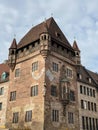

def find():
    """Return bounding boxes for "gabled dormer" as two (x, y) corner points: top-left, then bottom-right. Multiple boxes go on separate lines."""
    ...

(73, 40), (81, 65)
(8, 38), (17, 71)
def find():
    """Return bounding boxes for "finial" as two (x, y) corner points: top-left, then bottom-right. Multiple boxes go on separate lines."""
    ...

(51, 13), (53, 17)
(14, 34), (16, 38)
(74, 36), (76, 40)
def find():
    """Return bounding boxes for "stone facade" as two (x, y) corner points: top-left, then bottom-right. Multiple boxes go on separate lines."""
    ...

(0, 17), (97, 130)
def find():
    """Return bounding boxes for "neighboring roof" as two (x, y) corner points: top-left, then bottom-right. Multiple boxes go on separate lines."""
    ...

(17, 17), (73, 50)
(9, 38), (17, 49)
(76, 65), (97, 86)
(0, 63), (9, 82)
(73, 40), (80, 52)
(87, 70), (98, 85)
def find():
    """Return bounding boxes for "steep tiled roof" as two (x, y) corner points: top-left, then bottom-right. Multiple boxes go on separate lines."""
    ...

(0, 63), (9, 82)
(87, 70), (98, 85)
(76, 65), (97, 86)
(73, 40), (80, 52)
(17, 17), (73, 50)
(9, 38), (17, 49)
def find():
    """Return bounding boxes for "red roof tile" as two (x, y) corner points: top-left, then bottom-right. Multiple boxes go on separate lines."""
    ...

(17, 17), (72, 50)
(0, 63), (9, 77)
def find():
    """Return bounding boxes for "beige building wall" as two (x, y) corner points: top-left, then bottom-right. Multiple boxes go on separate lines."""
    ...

(77, 81), (98, 130)
(0, 81), (9, 128)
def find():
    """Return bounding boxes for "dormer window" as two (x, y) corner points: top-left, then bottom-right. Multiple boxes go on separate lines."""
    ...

(55, 32), (61, 39)
(1, 72), (7, 81)
(77, 73), (82, 79)
(88, 77), (91, 83)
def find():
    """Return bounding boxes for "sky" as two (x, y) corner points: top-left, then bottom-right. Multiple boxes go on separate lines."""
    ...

(0, 0), (98, 72)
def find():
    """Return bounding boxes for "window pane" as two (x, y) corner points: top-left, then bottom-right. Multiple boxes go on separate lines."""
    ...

(15, 68), (20, 77)
(52, 110), (59, 122)
(10, 91), (16, 101)
(0, 87), (4, 95)
(0, 103), (2, 110)
(13, 112), (19, 123)
(52, 62), (58, 72)
(51, 85), (57, 97)
(25, 110), (32, 122)
(32, 62), (38, 72)
(31, 85), (38, 96)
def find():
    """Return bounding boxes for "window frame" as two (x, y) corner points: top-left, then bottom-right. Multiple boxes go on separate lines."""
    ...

(51, 85), (57, 97)
(0, 102), (2, 110)
(15, 68), (20, 77)
(31, 85), (38, 97)
(10, 91), (16, 101)
(52, 62), (58, 72)
(52, 109), (59, 122)
(32, 61), (38, 72)
(12, 112), (19, 123)
(0, 87), (4, 95)
(68, 112), (74, 124)
(25, 110), (32, 122)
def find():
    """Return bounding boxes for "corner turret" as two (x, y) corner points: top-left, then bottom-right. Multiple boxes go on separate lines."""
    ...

(73, 40), (81, 65)
(40, 21), (51, 59)
(8, 38), (17, 71)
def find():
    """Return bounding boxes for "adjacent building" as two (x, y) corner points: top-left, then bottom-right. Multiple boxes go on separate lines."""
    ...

(0, 62), (9, 129)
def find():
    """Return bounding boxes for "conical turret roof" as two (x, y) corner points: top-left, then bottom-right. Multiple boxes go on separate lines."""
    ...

(9, 38), (17, 49)
(73, 40), (80, 52)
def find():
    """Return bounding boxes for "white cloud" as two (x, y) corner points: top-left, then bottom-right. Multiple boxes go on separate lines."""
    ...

(0, 0), (98, 72)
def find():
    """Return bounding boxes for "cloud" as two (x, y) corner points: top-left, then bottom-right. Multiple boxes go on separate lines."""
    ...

(0, 0), (98, 72)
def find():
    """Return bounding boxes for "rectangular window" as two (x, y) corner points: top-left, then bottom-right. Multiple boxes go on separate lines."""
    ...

(91, 102), (93, 111)
(52, 110), (59, 122)
(90, 88), (93, 97)
(82, 116), (85, 129)
(0, 87), (4, 95)
(87, 87), (89, 96)
(32, 61), (38, 72)
(93, 89), (95, 97)
(88, 101), (90, 110)
(25, 110), (32, 122)
(81, 100), (84, 109)
(31, 85), (38, 96)
(92, 118), (95, 130)
(68, 112), (74, 124)
(70, 90), (75, 101)
(80, 85), (83, 94)
(84, 86), (86, 95)
(86, 117), (89, 130)
(66, 68), (72, 78)
(94, 103), (97, 112)
(51, 85), (57, 97)
(52, 62), (58, 72)
(15, 68), (20, 77)
(0, 102), (2, 110)
(10, 91), (16, 101)
(12, 112), (19, 123)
